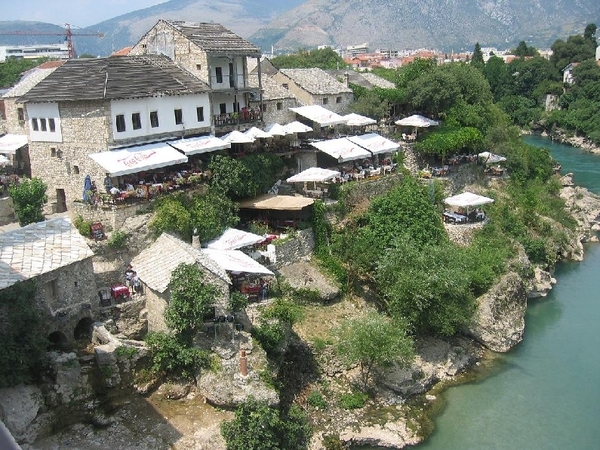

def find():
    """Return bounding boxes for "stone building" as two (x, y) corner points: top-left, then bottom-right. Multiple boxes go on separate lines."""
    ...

(0, 217), (97, 346)
(129, 20), (263, 134)
(0, 61), (64, 174)
(248, 74), (298, 125)
(271, 67), (354, 114)
(131, 233), (231, 333)
(18, 54), (212, 213)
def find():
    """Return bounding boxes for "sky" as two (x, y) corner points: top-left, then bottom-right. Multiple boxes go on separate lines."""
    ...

(3, 0), (168, 28)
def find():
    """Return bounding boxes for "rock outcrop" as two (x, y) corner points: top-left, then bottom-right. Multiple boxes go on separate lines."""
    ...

(465, 272), (528, 352)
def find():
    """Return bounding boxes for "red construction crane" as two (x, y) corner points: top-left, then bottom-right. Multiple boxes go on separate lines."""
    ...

(0, 23), (105, 59)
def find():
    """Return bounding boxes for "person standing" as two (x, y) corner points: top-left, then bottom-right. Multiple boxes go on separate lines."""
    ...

(125, 264), (135, 294)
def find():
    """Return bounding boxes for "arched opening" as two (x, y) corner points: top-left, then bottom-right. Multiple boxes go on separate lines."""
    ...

(74, 317), (94, 342)
(47, 331), (69, 351)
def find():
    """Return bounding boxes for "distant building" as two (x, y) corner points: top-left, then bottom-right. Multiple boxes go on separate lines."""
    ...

(563, 62), (579, 84)
(0, 44), (70, 63)
(346, 43), (369, 57)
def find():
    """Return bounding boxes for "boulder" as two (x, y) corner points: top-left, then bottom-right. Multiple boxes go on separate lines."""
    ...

(465, 272), (527, 352)
(0, 385), (43, 443)
(527, 267), (557, 298)
(339, 420), (420, 449)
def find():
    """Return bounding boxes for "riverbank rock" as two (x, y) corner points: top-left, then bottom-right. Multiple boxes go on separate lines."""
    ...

(278, 260), (341, 302)
(339, 420), (421, 449)
(560, 177), (600, 246)
(465, 272), (527, 352)
(528, 267), (557, 298)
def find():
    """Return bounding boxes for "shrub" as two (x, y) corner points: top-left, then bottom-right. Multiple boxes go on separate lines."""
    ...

(107, 230), (129, 248)
(228, 291), (249, 312)
(307, 390), (327, 409)
(73, 215), (92, 237)
(145, 331), (210, 380)
(339, 390), (369, 410)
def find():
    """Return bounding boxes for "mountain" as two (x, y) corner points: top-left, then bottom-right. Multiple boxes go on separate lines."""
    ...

(1, 0), (599, 57)
(250, 0), (600, 52)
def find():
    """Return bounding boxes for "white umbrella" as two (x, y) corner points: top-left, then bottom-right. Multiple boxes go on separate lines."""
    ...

(444, 192), (494, 208)
(264, 123), (290, 136)
(286, 167), (340, 183)
(343, 113), (377, 127)
(284, 121), (313, 134)
(478, 151), (506, 164)
(395, 114), (439, 127)
(221, 130), (255, 144)
(244, 127), (273, 139)
(0, 155), (10, 166)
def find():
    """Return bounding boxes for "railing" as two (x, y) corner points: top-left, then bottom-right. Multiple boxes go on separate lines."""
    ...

(213, 110), (262, 127)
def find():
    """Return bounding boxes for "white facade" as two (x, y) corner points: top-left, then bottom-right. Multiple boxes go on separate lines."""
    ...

(26, 103), (63, 143)
(0, 44), (69, 63)
(211, 92), (250, 116)
(208, 56), (246, 89)
(110, 93), (211, 141)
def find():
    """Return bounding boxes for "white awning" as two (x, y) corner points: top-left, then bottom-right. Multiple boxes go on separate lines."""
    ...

(89, 142), (188, 177)
(221, 130), (255, 144)
(265, 123), (290, 136)
(310, 137), (372, 162)
(290, 105), (347, 126)
(343, 113), (377, 126)
(395, 114), (439, 127)
(202, 249), (274, 276)
(284, 121), (313, 133)
(244, 127), (272, 139)
(348, 133), (400, 155)
(207, 228), (266, 251)
(444, 192), (494, 208)
(287, 167), (340, 183)
(169, 135), (230, 155)
(0, 134), (28, 154)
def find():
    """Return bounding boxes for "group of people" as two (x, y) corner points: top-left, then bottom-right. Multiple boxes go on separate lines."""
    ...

(125, 264), (142, 295)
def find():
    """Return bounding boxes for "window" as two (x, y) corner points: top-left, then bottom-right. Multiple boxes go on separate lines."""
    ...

(276, 102), (283, 111)
(196, 64), (202, 70)
(215, 67), (223, 83)
(261, 104), (267, 112)
(196, 106), (204, 122)
(115, 114), (126, 132)
(322, 97), (329, 105)
(48, 118), (56, 132)
(50, 147), (56, 157)
(174, 109), (183, 125)
(31, 118), (39, 131)
(132, 112), (142, 130)
(44, 279), (58, 301)
(219, 103), (227, 114)
(73, 165), (80, 174)
(17, 107), (24, 121)
(336, 96), (342, 104)
(40, 118), (47, 131)
(229, 62), (234, 87)
(150, 111), (159, 128)
(282, 83), (289, 89)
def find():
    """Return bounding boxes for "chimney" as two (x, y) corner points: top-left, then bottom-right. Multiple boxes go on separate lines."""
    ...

(240, 350), (248, 376)
(191, 228), (201, 249)
(344, 71), (349, 87)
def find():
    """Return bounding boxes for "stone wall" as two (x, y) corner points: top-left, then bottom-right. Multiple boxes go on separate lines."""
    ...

(2, 97), (29, 135)
(341, 173), (403, 207)
(0, 196), (15, 225)
(70, 201), (152, 231)
(269, 228), (315, 269)
(253, 97), (297, 124)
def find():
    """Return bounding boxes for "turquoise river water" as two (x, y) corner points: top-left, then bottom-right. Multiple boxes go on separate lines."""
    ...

(365, 136), (600, 450)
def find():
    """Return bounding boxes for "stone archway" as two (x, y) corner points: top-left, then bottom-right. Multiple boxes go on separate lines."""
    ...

(74, 317), (94, 342)
(48, 331), (69, 351)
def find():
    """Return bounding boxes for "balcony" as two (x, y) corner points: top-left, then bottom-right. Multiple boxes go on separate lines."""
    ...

(214, 110), (262, 127)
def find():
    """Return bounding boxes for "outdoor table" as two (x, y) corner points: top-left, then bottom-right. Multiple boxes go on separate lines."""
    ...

(443, 211), (468, 224)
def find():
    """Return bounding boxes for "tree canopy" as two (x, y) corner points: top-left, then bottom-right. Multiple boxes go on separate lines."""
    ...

(8, 177), (48, 226)
(270, 47), (346, 70)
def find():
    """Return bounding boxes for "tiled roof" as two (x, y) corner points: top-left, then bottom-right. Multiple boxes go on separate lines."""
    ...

(0, 217), (94, 290)
(19, 54), (210, 103)
(166, 20), (261, 56)
(2, 62), (64, 98)
(325, 69), (395, 90)
(131, 233), (230, 293)
(359, 72), (396, 89)
(279, 68), (353, 95)
(248, 74), (296, 101)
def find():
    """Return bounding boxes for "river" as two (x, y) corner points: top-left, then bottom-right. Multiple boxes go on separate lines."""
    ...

(416, 136), (600, 450)
(363, 136), (600, 450)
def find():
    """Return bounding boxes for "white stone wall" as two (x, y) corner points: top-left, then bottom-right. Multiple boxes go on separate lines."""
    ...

(2, 98), (29, 135)
(251, 97), (297, 124)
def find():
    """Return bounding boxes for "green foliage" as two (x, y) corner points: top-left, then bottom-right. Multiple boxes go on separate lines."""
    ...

(307, 390), (327, 409)
(0, 57), (47, 88)
(512, 41), (539, 57)
(339, 390), (369, 410)
(471, 43), (484, 68)
(349, 87), (390, 120)
(261, 298), (304, 326)
(8, 177), (48, 226)
(415, 127), (483, 160)
(551, 24), (598, 71)
(0, 280), (48, 387)
(270, 47), (346, 70)
(107, 230), (129, 249)
(221, 398), (312, 450)
(149, 190), (239, 242)
(145, 331), (210, 379)
(376, 239), (477, 336)
(334, 311), (414, 387)
(312, 199), (330, 254)
(73, 215), (92, 237)
(228, 291), (249, 312)
(253, 321), (287, 357)
(165, 263), (219, 344)
(323, 434), (346, 450)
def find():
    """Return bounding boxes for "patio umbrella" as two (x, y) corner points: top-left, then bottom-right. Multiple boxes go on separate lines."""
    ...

(395, 114), (439, 139)
(477, 151), (507, 165)
(83, 174), (92, 203)
(264, 123), (289, 136)
(284, 121), (313, 134)
(244, 127), (273, 139)
(343, 113), (377, 127)
(221, 130), (255, 144)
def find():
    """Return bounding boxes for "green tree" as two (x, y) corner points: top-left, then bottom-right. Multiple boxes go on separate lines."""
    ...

(349, 89), (390, 120)
(334, 311), (414, 388)
(8, 177), (48, 226)
(550, 25), (597, 71)
(165, 263), (219, 344)
(270, 47), (345, 70)
(0, 280), (48, 388)
(512, 41), (539, 57)
(0, 57), (47, 88)
(472, 42), (484, 68)
(145, 331), (211, 379)
(221, 398), (312, 450)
